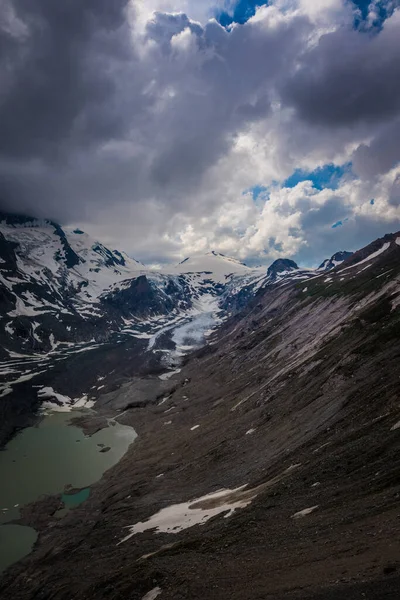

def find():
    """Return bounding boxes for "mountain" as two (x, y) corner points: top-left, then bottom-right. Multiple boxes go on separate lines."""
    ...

(0, 214), (297, 440)
(266, 257), (299, 279)
(0, 216), (314, 359)
(318, 250), (353, 270)
(0, 214), (197, 356)
(2, 229), (400, 599)
(174, 251), (252, 281)
(1, 212), (399, 446)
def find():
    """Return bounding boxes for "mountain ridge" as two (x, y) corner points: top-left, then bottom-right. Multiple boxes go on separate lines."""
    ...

(2, 222), (400, 599)
(0, 213), (387, 360)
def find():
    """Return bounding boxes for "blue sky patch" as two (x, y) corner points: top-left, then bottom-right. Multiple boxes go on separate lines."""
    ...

(216, 1), (268, 26)
(332, 218), (349, 229)
(283, 163), (351, 191)
(217, 1), (399, 29)
(352, 0), (399, 30)
(245, 184), (268, 200)
(370, 198), (375, 205)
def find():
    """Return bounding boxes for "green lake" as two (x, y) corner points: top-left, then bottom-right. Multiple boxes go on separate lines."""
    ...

(0, 410), (137, 572)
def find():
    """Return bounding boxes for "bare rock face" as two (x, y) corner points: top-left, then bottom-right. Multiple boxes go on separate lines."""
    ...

(2, 229), (400, 599)
(267, 258), (299, 279)
(318, 250), (353, 270)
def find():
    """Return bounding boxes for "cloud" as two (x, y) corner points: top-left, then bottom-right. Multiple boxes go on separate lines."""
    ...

(352, 118), (400, 179)
(280, 8), (400, 126)
(0, 0), (400, 266)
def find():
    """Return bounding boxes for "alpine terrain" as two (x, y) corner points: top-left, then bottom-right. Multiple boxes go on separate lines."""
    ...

(1, 212), (400, 600)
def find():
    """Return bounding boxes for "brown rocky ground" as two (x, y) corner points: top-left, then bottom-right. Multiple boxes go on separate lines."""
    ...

(1, 248), (400, 599)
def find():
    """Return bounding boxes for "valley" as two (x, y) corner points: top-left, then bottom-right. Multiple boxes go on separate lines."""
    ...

(0, 214), (400, 599)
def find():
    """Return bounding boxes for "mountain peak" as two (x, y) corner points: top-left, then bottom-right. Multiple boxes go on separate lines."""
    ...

(267, 258), (298, 280)
(318, 250), (353, 271)
(206, 250), (248, 266)
(0, 211), (55, 230)
(173, 251), (251, 281)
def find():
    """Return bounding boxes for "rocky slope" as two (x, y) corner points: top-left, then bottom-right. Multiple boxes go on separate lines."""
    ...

(318, 250), (353, 271)
(1, 231), (400, 599)
(0, 214), (263, 442)
(0, 212), (353, 444)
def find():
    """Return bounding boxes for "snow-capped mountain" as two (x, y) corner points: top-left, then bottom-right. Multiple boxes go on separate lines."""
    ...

(173, 251), (253, 282)
(318, 251), (353, 271)
(0, 211), (388, 364)
(1, 214), (400, 445)
(0, 215), (264, 357)
(0, 215), (145, 313)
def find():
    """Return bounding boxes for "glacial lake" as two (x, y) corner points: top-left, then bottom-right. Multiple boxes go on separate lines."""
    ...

(0, 410), (137, 573)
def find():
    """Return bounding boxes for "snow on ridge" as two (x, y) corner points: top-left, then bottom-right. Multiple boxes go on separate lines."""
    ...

(338, 242), (391, 273)
(167, 253), (254, 283)
(0, 221), (147, 312)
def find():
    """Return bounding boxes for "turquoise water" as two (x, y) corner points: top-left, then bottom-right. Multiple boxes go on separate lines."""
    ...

(54, 487), (92, 518)
(0, 411), (136, 572)
(62, 487), (91, 508)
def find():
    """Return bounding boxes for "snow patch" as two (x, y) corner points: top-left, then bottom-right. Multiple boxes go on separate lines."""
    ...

(38, 387), (95, 411)
(158, 369), (181, 381)
(141, 588), (162, 600)
(118, 485), (251, 544)
(0, 387), (13, 398)
(339, 242), (390, 272)
(292, 506), (319, 519)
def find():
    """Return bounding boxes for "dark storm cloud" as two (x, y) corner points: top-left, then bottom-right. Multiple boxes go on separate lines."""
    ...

(0, 0), (310, 223)
(352, 118), (400, 179)
(0, 0), (134, 160)
(280, 15), (400, 127)
(1, 0), (400, 265)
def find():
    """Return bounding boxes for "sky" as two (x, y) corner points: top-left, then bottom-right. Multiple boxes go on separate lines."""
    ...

(1, 0), (400, 267)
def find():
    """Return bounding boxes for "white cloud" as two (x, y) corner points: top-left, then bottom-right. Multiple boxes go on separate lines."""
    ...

(1, 0), (400, 267)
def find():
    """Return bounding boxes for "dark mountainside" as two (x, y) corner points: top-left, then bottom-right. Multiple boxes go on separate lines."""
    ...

(0, 214), (320, 446)
(1, 232), (400, 599)
(318, 251), (353, 271)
